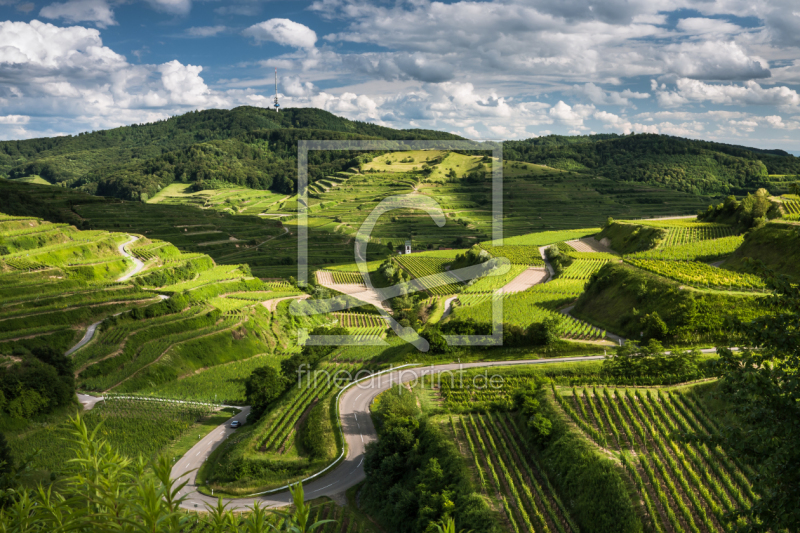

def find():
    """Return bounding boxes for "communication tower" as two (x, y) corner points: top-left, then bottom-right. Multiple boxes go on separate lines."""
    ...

(274, 68), (280, 112)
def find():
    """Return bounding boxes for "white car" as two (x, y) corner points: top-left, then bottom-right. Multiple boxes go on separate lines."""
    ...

(230, 420), (241, 428)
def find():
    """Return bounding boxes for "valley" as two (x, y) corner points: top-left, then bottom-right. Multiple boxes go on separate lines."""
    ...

(0, 109), (798, 532)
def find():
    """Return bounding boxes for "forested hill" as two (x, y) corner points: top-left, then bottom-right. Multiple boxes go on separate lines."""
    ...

(503, 134), (800, 195)
(1, 106), (798, 201)
(0, 107), (464, 201)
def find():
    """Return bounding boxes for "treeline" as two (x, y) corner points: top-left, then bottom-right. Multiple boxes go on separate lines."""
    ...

(504, 134), (800, 195)
(0, 347), (74, 420)
(423, 317), (562, 353)
(698, 189), (779, 231)
(361, 385), (501, 533)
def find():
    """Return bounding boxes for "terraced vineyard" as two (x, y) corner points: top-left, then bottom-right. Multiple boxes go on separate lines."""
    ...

(453, 287), (606, 340)
(478, 244), (546, 265)
(334, 312), (385, 328)
(394, 255), (463, 295)
(629, 236), (744, 262)
(560, 259), (610, 280)
(489, 228), (601, 247)
(7, 397), (218, 473)
(134, 355), (282, 404)
(258, 368), (348, 453)
(554, 386), (758, 533)
(783, 197), (800, 214)
(626, 258), (766, 291)
(325, 270), (365, 284)
(657, 225), (735, 248)
(453, 412), (578, 533)
(463, 264), (528, 293)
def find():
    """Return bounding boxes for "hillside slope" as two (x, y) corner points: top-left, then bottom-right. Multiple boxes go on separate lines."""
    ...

(571, 263), (768, 345)
(0, 107), (465, 201)
(723, 222), (800, 281)
(503, 134), (800, 195)
(3, 108), (797, 204)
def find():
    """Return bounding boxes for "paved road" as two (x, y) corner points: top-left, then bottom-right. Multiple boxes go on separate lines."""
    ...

(66, 320), (103, 356)
(171, 355), (609, 511)
(117, 236), (144, 282)
(440, 295), (458, 320)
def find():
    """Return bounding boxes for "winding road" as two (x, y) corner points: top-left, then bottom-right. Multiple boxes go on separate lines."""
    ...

(170, 355), (609, 510)
(65, 235), (147, 356)
(117, 236), (145, 282)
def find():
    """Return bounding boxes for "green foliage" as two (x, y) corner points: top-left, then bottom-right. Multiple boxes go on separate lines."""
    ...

(537, 390), (643, 533)
(573, 262), (769, 345)
(298, 400), (335, 460)
(603, 339), (700, 378)
(246, 366), (287, 417)
(0, 416), (331, 532)
(595, 222), (665, 253)
(716, 271), (800, 531)
(723, 223), (800, 281)
(545, 244), (574, 276)
(512, 380), (552, 443)
(503, 133), (792, 195)
(699, 191), (779, 231)
(362, 386), (501, 533)
(0, 349), (74, 419)
(626, 258), (766, 291)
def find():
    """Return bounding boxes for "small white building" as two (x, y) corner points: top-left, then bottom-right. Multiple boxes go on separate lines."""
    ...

(404, 240), (412, 254)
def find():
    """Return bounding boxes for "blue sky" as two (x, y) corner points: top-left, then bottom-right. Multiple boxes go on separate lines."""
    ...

(0, 0), (799, 153)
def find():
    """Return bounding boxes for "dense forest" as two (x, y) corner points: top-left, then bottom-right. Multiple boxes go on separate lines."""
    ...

(503, 134), (800, 195)
(0, 107), (464, 200)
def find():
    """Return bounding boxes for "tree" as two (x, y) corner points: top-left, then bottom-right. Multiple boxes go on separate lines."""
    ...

(639, 311), (668, 342)
(245, 366), (285, 416)
(716, 270), (800, 531)
(513, 381), (552, 442)
(0, 434), (12, 476)
(525, 317), (561, 346)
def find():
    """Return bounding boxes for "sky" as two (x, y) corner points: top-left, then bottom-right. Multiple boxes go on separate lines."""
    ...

(0, 0), (799, 152)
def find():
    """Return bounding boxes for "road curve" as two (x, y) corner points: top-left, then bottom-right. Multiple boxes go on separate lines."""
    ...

(66, 320), (103, 356)
(65, 236), (147, 356)
(117, 236), (144, 282)
(171, 355), (609, 510)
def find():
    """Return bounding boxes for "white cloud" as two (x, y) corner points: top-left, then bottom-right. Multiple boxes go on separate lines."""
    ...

(659, 79), (800, 107)
(243, 19), (317, 49)
(185, 26), (226, 38)
(765, 115), (800, 130)
(39, 0), (115, 28)
(574, 82), (649, 105)
(659, 41), (770, 80)
(549, 101), (594, 128)
(676, 18), (743, 36)
(0, 115), (30, 124)
(593, 110), (658, 133)
(281, 76), (318, 97)
(157, 60), (215, 106)
(145, 0), (191, 15)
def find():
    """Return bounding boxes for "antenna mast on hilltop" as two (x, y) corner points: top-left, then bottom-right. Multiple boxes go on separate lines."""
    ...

(273, 68), (280, 112)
